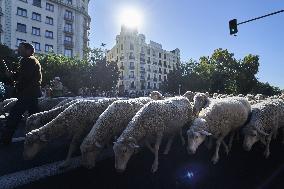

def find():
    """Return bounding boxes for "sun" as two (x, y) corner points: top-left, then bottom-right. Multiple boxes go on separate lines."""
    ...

(119, 8), (143, 29)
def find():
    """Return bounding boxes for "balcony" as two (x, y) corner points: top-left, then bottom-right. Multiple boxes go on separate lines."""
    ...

(32, 1), (41, 7)
(64, 27), (73, 35)
(129, 55), (135, 60)
(129, 66), (135, 70)
(0, 25), (3, 33)
(159, 70), (162, 74)
(147, 69), (151, 72)
(120, 56), (124, 60)
(147, 60), (151, 64)
(153, 78), (157, 82)
(64, 40), (73, 48)
(64, 15), (74, 22)
(83, 22), (90, 30)
(0, 7), (3, 16)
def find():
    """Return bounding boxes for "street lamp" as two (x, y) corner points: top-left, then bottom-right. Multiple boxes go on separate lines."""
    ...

(178, 84), (181, 95)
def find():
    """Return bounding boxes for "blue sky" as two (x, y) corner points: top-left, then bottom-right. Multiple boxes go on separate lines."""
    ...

(88, 0), (284, 89)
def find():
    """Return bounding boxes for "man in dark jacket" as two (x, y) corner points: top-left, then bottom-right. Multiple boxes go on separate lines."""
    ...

(0, 42), (42, 145)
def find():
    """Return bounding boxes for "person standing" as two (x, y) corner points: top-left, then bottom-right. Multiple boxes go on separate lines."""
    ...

(0, 42), (42, 145)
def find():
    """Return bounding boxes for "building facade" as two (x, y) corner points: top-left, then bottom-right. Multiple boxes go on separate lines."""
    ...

(0, 0), (91, 58)
(107, 26), (180, 94)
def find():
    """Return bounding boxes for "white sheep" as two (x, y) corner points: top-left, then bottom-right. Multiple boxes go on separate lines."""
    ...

(23, 98), (118, 168)
(192, 93), (211, 116)
(25, 99), (83, 133)
(242, 99), (284, 158)
(80, 97), (155, 169)
(183, 91), (195, 102)
(187, 97), (251, 164)
(113, 96), (193, 173)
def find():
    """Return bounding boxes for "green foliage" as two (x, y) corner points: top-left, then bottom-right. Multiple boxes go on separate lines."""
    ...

(164, 48), (281, 96)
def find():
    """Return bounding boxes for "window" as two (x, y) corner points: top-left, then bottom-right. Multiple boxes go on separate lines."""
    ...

(130, 71), (134, 78)
(45, 30), (53, 39)
(67, 0), (72, 5)
(147, 49), (150, 55)
(130, 62), (134, 68)
(46, 3), (54, 12)
(64, 23), (72, 32)
(16, 38), (26, 47)
(65, 36), (72, 42)
(65, 10), (73, 20)
(32, 42), (41, 51)
(16, 23), (26, 33)
(32, 27), (40, 36)
(130, 43), (134, 50)
(19, 0), (28, 2)
(32, 12), (41, 21)
(17, 7), (27, 17)
(45, 44), (53, 52)
(33, 0), (41, 7)
(64, 49), (73, 57)
(46, 16), (53, 25)
(159, 53), (161, 58)
(121, 44), (123, 50)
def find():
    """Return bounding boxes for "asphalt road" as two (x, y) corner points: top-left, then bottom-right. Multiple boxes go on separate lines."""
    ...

(0, 119), (283, 189)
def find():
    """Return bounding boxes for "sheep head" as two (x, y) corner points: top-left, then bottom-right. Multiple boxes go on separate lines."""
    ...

(80, 138), (104, 169)
(242, 123), (268, 151)
(187, 118), (211, 154)
(113, 137), (139, 173)
(23, 129), (48, 160)
(193, 93), (210, 116)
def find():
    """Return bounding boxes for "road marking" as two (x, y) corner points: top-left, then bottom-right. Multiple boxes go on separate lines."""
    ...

(12, 137), (25, 143)
(0, 148), (113, 189)
(0, 157), (81, 189)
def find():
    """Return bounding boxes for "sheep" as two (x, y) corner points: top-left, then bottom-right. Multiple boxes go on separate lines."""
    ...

(25, 99), (83, 133)
(192, 93), (210, 116)
(23, 98), (118, 168)
(187, 97), (251, 164)
(242, 99), (284, 158)
(80, 97), (155, 169)
(183, 91), (195, 102)
(149, 91), (164, 100)
(113, 96), (193, 173)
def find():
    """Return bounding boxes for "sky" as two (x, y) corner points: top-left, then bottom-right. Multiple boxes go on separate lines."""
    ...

(88, 0), (284, 89)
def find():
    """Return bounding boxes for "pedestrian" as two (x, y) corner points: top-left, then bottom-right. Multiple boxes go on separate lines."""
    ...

(51, 77), (63, 97)
(0, 42), (42, 145)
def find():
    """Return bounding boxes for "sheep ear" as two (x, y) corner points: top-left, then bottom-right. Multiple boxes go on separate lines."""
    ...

(129, 143), (140, 149)
(95, 141), (103, 148)
(39, 134), (48, 142)
(200, 130), (212, 136)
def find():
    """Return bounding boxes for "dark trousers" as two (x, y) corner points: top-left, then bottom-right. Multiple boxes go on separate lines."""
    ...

(1, 97), (39, 143)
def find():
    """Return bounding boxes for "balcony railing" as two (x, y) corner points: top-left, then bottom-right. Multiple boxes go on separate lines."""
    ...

(64, 15), (74, 22)
(129, 56), (135, 60)
(147, 77), (151, 81)
(120, 56), (124, 60)
(64, 40), (74, 48)
(147, 69), (151, 72)
(0, 7), (3, 16)
(147, 60), (151, 64)
(64, 27), (73, 35)
(129, 66), (135, 70)
(153, 78), (157, 82)
(83, 22), (90, 30)
(32, 1), (41, 7)
(0, 24), (3, 33)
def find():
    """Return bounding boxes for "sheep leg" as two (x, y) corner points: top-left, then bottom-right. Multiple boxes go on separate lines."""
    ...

(59, 133), (83, 169)
(179, 129), (185, 146)
(282, 128), (284, 145)
(264, 134), (273, 158)
(211, 136), (224, 164)
(145, 140), (155, 154)
(205, 137), (213, 150)
(228, 132), (235, 152)
(222, 141), (229, 155)
(163, 135), (174, 155)
(151, 133), (163, 173)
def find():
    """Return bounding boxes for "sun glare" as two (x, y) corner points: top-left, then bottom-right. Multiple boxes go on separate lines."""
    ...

(119, 8), (143, 29)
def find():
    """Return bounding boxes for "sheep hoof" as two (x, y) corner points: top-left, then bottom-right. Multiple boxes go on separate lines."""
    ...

(264, 151), (270, 159)
(59, 161), (70, 169)
(211, 156), (219, 164)
(151, 163), (158, 173)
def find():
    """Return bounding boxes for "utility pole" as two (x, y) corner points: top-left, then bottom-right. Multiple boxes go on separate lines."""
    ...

(229, 9), (284, 35)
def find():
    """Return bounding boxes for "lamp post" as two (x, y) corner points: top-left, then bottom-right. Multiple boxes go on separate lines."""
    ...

(178, 84), (181, 95)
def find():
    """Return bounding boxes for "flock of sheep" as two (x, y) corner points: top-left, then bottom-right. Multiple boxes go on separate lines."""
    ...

(1, 91), (284, 173)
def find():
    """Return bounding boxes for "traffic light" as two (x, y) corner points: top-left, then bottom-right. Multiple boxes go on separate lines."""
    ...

(229, 19), (238, 35)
